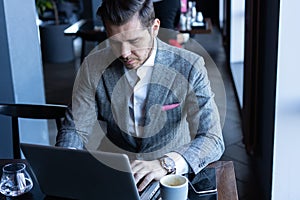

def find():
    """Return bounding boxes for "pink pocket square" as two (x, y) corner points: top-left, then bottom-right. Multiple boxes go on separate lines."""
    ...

(161, 103), (180, 111)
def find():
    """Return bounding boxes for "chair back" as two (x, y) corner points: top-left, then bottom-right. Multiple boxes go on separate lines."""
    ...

(0, 103), (67, 158)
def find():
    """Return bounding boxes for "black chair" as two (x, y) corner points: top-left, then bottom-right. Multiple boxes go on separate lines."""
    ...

(0, 103), (67, 159)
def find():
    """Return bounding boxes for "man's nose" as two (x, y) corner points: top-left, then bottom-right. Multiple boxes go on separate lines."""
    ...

(120, 43), (131, 58)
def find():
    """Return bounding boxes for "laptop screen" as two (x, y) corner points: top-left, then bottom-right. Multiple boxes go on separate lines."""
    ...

(21, 143), (159, 200)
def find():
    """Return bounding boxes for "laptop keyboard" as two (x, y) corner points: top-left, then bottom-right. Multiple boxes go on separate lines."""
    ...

(139, 181), (160, 200)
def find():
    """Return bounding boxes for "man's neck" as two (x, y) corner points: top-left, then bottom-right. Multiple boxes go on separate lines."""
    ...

(138, 37), (157, 69)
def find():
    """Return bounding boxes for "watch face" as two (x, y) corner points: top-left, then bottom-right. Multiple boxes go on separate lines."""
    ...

(161, 156), (175, 174)
(164, 157), (174, 167)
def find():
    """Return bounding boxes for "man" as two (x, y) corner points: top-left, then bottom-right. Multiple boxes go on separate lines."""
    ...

(56, 0), (224, 192)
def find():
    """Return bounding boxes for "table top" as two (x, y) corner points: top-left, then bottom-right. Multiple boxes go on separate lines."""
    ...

(0, 159), (238, 200)
(64, 19), (107, 42)
(208, 161), (239, 200)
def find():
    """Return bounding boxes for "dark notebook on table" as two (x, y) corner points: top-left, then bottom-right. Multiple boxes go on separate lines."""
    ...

(21, 143), (159, 200)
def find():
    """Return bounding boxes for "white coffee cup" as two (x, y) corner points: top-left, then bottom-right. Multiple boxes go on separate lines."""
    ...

(159, 174), (189, 200)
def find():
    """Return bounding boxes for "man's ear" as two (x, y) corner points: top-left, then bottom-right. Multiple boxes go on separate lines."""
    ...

(152, 18), (160, 36)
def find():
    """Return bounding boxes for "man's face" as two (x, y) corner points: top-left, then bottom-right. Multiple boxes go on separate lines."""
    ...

(105, 15), (160, 69)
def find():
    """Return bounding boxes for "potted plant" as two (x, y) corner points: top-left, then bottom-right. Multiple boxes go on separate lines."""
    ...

(35, 0), (80, 63)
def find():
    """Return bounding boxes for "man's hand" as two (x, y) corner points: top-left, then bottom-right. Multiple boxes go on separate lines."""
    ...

(131, 160), (167, 192)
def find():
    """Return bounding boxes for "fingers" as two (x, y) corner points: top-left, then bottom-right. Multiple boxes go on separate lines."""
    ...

(137, 173), (154, 192)
(131, 160), (150, 187)
(136, 168), (166, 191)
(130, 160), (167, 192)
(134, 169), (149, 187)
(130, 160), (144, 174)
(131, 160), (162, 173)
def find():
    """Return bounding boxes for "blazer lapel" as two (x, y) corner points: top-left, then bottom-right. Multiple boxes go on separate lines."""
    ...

(142, 49), (178, 139)
(102, 60), (138, 148)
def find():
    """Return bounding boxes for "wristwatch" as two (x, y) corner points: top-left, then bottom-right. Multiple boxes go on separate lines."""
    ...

(159, 155), (176, 174)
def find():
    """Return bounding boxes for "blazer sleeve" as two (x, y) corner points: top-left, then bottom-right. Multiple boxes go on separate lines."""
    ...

(174, 56), (225, 174)
(56, 58), (99, 149)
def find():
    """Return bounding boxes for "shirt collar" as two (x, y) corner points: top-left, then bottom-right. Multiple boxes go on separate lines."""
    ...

(124, 38), (157, 83)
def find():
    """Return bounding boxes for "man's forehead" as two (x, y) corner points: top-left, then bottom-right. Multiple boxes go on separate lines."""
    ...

(109, 28), (148, 41)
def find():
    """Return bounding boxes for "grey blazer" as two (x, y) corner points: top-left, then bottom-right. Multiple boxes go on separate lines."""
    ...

(56, 39), (224, 174)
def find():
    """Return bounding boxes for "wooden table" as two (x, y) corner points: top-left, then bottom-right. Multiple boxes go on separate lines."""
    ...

(208, 161), (239, 200)
(0, 160), (238, 200)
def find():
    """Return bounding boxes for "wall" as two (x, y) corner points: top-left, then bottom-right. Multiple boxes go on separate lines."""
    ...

(219, 0), (223, 28)
(0, 0), (15, 157)
(229, 0), (245, 107)
(272, 0), (300, 199)
(230, 0), (245, 63)
(0, 0), (48, 158)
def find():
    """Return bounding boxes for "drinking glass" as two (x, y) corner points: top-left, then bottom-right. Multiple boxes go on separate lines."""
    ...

(0, 163), (33, 197)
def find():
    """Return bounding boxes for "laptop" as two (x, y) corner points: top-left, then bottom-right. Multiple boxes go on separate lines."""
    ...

(20, 143), (159, 200)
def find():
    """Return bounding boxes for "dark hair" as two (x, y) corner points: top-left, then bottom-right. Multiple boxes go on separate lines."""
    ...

(97, 0), (155, 28)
